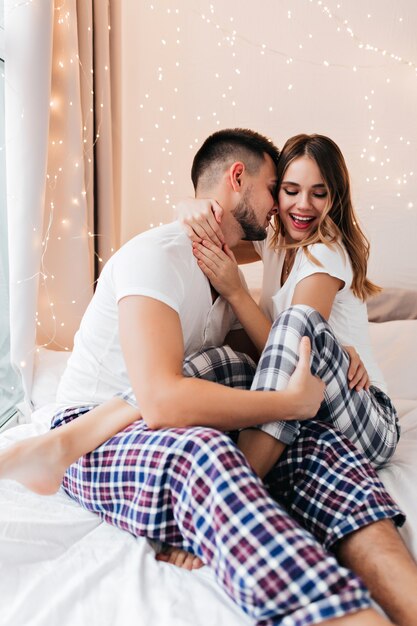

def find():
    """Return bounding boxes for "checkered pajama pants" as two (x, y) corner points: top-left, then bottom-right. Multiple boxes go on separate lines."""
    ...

(52, 406), (402, 626)
(253, 305), (400, 468)
(51, 306), (404, 625)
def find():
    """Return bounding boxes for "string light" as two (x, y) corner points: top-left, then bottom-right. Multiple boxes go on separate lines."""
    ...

(11, 0), (113, 357)
(135, 0), (416, 278)
(6, 0), (415, 375)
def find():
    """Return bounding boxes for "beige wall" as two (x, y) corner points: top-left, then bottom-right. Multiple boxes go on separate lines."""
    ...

(119, 0), (417, 289)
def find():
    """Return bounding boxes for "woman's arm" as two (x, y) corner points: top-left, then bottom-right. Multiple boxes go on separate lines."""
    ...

(193, 239), (271, 354)
(291, 272), (343, 319)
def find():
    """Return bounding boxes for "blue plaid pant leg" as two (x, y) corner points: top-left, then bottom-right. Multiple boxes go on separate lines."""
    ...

(265, 420), (405, 551)
(51, 406), (371, 626)
(252, 304), (400, 468)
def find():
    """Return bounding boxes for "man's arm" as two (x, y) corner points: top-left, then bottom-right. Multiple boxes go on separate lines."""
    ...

(118, 295), (325, 431)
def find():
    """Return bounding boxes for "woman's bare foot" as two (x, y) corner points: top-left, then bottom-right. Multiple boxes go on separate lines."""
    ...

(155, 545), (204, 570)
(0, 433), (68, 495)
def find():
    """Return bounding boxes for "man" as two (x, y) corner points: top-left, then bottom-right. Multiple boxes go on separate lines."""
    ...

(3, 129), (415, 624)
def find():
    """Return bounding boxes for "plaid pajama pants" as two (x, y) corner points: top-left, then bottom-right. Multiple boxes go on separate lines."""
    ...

(51, 407), (403, 626)
(254, 305), (400, 468)
(51, 319), (404, 625)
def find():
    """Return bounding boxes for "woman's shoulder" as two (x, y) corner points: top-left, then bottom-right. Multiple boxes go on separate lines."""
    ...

(295, 240), (352, 287)
(304, 240), (349, 267)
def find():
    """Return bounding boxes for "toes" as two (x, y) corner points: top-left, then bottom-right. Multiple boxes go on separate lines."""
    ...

(155, 545), (204, 570)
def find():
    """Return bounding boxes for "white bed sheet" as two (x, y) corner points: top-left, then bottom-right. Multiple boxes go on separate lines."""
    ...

(1, 319), (417, 626)
(0, 406), (250, 626)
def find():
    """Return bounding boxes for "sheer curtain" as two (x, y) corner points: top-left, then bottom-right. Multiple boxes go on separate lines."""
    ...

(5, 0), (120, 416)
(0, 0), (24, 427)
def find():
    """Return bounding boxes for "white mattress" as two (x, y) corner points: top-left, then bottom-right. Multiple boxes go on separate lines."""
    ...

(1, 319), (417, 626)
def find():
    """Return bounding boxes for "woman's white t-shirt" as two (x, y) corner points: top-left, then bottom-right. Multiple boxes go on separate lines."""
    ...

(253, 231), (387, 392)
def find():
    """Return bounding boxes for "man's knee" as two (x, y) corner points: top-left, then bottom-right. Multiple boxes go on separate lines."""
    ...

(172, 427), (241, 462)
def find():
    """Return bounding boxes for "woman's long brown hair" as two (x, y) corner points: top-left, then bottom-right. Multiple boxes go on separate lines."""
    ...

(271, 133), (381, 300)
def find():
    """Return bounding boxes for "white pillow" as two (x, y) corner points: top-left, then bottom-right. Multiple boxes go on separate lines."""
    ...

(369, 320), (417, 401)
(31, 347), (71, 409)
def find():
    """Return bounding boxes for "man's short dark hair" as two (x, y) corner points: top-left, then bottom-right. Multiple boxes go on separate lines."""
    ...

(191, 128), (280, 192)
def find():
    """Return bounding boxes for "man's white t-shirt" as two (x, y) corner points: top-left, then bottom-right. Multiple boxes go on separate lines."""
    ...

(253, 231), (387, 392)
(57, 222), (240, 406)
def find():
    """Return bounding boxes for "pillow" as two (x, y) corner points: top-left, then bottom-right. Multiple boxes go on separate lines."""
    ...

(369, 320), (417, 401)
(367, 288), (417, 322)
(31, 347), (71, 409)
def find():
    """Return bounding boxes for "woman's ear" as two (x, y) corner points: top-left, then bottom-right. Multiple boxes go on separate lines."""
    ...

(229, 161), (245, 192)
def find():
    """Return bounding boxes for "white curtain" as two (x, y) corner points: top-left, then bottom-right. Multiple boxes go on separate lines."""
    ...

(0, 51), (24, 426)
(5, 0), (119, 414)
(5, 0), (55, 413)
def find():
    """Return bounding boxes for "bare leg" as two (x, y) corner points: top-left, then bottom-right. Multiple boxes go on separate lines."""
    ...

(337, 519), (417, 626)
(237, 428), (286, 479)
(0, 397), (140, 494)
(323, 611), (392, 625)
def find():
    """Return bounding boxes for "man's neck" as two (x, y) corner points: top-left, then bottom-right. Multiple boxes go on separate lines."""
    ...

(194, 191), (241, 249)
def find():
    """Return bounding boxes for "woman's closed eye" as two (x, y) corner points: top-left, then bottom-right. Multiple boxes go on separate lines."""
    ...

(282, 188), (327, 199)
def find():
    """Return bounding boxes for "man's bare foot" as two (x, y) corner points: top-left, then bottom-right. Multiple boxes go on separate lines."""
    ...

(0, 434), (68, 495)
(155, 545), (204, 571)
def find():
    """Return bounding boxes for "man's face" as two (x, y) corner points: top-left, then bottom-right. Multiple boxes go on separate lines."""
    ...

(232, 154), (278, 241)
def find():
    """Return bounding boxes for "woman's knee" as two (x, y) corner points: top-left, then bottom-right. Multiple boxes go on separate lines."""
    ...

(272, 305), (325, 334)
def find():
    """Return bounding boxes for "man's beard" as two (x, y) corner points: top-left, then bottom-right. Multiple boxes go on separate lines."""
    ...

(232, 191), (268, 241)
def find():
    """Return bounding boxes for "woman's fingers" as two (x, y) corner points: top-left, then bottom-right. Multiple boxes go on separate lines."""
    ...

(193, 240), (227, 268)
(223, 243), (237, 264)
(179, 200), (225, 247)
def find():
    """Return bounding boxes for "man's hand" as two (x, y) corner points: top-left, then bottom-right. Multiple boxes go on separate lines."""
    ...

(286, 336), (326, 419)
(175, 198), (224, 247)
(343, 345), (370, 391)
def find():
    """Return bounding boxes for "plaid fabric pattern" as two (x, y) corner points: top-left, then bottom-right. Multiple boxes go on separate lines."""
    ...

(51, 406), (376, 625)
(50, 314), (404, 624)
(254, 305), (400, 468)
(265, 419), (404, 550)
(118, 345), (257, 407)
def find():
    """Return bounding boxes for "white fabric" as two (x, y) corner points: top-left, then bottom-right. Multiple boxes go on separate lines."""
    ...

(57, 222), (239, 406)
(5, 0), (54, 406)
(32, 348), (71, 410)
(254, 234), (386, 392)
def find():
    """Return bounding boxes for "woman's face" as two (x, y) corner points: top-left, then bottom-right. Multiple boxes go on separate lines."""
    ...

(277, 155), (329, 243)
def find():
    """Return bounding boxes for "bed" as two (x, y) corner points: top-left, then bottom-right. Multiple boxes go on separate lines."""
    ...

(1, 289), (417, 626)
